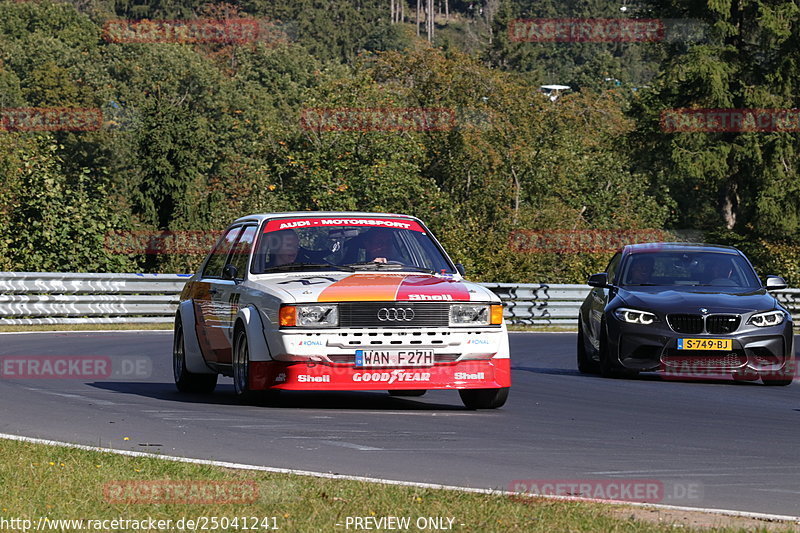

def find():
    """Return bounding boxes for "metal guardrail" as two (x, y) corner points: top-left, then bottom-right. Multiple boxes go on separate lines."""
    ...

(0, 272), (190, 325)
(1, 273), (799, 327)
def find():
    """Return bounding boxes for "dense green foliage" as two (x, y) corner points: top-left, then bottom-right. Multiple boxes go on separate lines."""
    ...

(0, 0), (798, 283)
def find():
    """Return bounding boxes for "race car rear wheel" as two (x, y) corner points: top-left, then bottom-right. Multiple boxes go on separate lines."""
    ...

(173, 318), (217, 394)
(459, 387), (508, 409)
(388, 390), (426, 397)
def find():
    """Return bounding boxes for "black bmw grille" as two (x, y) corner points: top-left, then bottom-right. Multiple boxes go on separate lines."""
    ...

(338, 302), (450, 328)
(667, 314), (741, 334)
(706, 315), (740, 334)
(667, 314), (704, 334)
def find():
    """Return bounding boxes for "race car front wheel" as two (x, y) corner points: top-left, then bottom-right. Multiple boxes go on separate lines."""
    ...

(459, 387), (508, 409)
(233, 327), (279, 403)
(233, 328), (255, 399)
(173, 317), (217, 394)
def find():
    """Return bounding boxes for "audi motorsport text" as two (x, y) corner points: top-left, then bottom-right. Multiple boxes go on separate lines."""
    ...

(578, 242), (794, 384)
(173, 212), (511, 409)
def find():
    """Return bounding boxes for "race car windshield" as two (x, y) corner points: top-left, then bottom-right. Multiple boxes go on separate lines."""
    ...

(619, 252), (761, 288)
(251, 219), (455, 275)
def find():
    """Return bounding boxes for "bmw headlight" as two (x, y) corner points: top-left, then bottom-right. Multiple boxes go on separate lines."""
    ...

(450, 304), (491, 326)
(614, 307), (657, 325)
(748, 310), (786, 327)
(280, 304), (338, 327)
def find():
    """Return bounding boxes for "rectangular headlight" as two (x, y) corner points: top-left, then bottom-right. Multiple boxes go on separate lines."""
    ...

(292, 304), (338, 327)
(450, 304), (490, 326)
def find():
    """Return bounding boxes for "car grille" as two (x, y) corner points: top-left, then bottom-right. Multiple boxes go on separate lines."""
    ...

(706, 315), (740, 334)
(662, 350), (747, 369)
(338, 302), (450, 328)
(667, 314), (704, 334)
(667, 314), (741, 334)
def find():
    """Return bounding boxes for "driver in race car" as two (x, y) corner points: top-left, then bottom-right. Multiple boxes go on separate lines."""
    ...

(362, 228), (400, 263)
(265, 229), (301, 267)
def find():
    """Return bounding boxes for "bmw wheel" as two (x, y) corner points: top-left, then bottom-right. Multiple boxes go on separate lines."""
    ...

(577, 321), (600, 374)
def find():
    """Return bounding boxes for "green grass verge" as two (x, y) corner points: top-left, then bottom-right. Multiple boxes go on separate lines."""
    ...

(0, 323), (172, 333)
(0, 438), (780, 532)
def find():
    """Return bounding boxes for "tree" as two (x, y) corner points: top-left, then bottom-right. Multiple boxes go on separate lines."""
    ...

(630, 0), (800, 240)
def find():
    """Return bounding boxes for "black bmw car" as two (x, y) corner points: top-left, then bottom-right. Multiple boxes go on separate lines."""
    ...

(577, 243), (795, 385)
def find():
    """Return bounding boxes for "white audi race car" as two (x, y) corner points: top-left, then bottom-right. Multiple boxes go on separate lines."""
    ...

(173, 212), (511, 409)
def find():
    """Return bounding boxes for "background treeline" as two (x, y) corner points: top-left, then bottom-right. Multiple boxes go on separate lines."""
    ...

(0, 0), (799, 283)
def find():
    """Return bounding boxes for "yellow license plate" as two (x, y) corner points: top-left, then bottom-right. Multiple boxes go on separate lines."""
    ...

(677, 339), (732, 350)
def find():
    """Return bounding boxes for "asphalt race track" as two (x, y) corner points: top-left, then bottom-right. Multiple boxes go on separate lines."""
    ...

(1, 331), (799, 516)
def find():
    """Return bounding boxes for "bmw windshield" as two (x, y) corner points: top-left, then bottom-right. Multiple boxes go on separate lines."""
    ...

(619, 251), (761, 289)
(250, 216), (455, 275)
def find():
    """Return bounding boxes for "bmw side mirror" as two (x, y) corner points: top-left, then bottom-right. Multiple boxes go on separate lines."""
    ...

(587, 272), (609, 288)
(222, 264), (239, 282)
(765, 275), (787, 290)
(455, 263), (466, 276)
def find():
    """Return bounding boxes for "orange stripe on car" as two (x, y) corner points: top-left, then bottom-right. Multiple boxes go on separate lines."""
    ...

(317, 274), (406, 302)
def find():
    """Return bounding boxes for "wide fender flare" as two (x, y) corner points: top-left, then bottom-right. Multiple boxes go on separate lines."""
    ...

(177, 301), (215, 374)
(235, 305), (272, 362)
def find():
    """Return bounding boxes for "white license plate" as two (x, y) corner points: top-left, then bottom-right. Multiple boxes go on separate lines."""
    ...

(355, 350), (434, 367)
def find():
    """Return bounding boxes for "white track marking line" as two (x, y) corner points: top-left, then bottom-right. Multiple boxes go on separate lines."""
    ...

(319, 440), (383, 451)
(22, 388), (119, 406)
(0, 330), (172, 335)
(590, 467), (800, 475)
(0, 432), (797, 524)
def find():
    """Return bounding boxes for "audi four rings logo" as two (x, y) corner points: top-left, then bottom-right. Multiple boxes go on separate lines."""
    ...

(377, 307), (415, 321)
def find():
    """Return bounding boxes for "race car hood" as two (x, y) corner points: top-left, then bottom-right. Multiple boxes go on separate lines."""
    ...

(247, 272), (498, 304)
(616, 286), (779, 315)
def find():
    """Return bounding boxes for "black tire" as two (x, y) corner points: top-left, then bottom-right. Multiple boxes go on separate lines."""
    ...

(388, 390), (426, 397)
(577, 321), (600, 374)
(233, 327), (280, 404)
(598, 322), (635, 379)
(233, 327), (258, 401)
(459, 387), (509, 409)
(173, 317), (217, 394)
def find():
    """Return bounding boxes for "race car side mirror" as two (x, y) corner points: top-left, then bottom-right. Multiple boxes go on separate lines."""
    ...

(765, 275), (787, 290)
(587, 272), (609, 288)
(455, 263), (466, 276)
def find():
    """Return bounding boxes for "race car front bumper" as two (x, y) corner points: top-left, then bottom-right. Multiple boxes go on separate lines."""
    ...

(249, 358), (511, 391)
